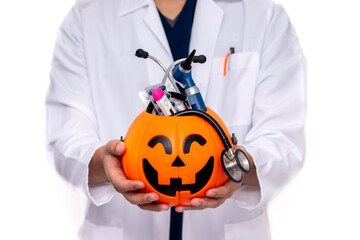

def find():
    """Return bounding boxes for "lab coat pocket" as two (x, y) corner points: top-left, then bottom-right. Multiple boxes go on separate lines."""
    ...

(206, 52), (259, 127)
(224, 212), (271, 240)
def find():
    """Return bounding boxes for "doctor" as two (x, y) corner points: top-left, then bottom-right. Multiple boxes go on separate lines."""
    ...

(46, 0), (306, 239)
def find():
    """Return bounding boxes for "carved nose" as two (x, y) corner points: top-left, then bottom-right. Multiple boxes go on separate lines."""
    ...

(172, 156), (185, 167)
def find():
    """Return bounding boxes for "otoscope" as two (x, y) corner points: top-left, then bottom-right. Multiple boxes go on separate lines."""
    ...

(136, 49), (206, 103)
(171, 50), (207, 111)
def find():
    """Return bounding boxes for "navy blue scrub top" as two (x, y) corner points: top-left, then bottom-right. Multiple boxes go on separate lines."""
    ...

(158, 0), (197, 61)
(158, 2), (198, 240)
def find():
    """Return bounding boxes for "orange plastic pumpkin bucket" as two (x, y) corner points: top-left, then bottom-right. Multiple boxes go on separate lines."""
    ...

(122, 108), (231, 206)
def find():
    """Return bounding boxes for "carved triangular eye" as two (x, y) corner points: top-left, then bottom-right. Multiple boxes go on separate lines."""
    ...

(172, 156), (185, 167)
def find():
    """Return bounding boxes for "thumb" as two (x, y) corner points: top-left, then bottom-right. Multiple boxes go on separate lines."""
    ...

(106, 139), (126, 156)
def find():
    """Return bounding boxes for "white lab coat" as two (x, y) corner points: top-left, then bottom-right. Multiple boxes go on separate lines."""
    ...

(46, 0), (306, 239)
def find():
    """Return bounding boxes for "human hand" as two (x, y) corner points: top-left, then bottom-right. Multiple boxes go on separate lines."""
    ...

(89, 139), (169, 212)
(174, 145), (257, 212)
(174, 179), (242, 212)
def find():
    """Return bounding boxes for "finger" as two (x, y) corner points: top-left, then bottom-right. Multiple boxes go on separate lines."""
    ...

(122, 192), (159, 205)
(175, 204), (199, 213)
(235, 145), (246, 152)
(105, 139), (126, 156)
(110, 175), (144, 193)
(206, 181), (241, 199)
(112, 178), (144, 193)
(104, 160), (145, 193)
(138, 203), (170, 212)
(175, 197), (226, 212)
(191, 197), (226, 208)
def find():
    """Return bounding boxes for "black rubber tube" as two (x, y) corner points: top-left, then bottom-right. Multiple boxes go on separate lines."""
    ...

(146, 92), (232, 151)
(173, 109), (232, 151)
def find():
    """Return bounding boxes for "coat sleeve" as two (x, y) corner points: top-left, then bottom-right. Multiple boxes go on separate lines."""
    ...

(232, 2), (306, 209)
(46, 5), (116, 206)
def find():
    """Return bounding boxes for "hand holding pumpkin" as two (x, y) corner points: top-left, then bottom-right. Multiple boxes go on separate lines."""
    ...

(89, 139), (170, 212)
(174, 145), (258, 212)
(173, 179), (242, 212)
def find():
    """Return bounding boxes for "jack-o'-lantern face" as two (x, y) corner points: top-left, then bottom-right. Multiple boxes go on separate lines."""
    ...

(143, 134), (213, 197)
(122, 108), (230, 206)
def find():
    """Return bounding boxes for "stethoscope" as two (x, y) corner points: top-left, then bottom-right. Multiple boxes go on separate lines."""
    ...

(136, 49), (251, 183)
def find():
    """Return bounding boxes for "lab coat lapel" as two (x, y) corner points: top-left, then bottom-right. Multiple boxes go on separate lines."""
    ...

(142, 1), (173, 85)
(118, 0), (171, 58)
(117, 0), (148, 17)
(117, 0), (172, 86)
(143, 1), (172, 60)
(190, 0), (223, 98)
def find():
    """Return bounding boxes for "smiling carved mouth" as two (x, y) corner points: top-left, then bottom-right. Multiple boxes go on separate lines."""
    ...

(143, 157), (214, 197)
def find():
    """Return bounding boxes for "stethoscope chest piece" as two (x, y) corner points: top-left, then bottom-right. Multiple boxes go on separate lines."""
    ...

(221, 148), (251, 183)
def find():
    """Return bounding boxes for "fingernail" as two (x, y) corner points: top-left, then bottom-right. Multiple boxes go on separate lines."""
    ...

(134, 184), (143, 190)
(193, 201), (201, 207)
(207, 192), (216, 197)
(116, 143), (123, 153)
(147, 196), (158, 202)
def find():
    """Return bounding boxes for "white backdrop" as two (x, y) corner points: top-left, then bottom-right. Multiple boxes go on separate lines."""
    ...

(0, 0), (359, 239)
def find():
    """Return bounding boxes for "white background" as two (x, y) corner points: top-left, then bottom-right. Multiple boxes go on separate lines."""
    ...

(0, 0), (359, 239)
